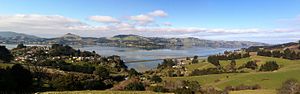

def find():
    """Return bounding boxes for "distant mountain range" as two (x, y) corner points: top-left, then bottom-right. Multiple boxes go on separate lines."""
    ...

(0, 31), (269, 49)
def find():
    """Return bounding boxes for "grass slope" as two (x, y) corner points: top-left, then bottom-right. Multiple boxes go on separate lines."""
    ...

(39, 91), (159, 94)
(165, 56), (300, 91)
(229, 90), (276, 94)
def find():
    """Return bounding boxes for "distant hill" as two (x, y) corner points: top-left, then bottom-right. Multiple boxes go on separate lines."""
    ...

(106, 34), (268, 48)
(246, 42), (299, 52)
(0, 31), (269, 48)
(0, 31), (40, 39)
(0, 31), (42, 44)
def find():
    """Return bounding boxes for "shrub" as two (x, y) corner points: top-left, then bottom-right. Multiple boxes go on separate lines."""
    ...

(192, 56), (199, 64)
(260, 61), (279, 71)
(93, 66), (109, 79)
(157, 59), (176, 69)
(200, 86), (226, 94)
(124, 82), (145, 91)
(243, 61), (258, 70)
(207, 56), (220, 67)
(150, 75), (162, 83)
(0, 64), (33, 93)
(128, 68), (140, 77)
(191, 68), (222, 76)
(224, 84), (261, 91)
(174, 87), (194, 94)
(0, 46), (13, 63)
(278, 79), (300, 94)
(150, 86), (168, 92)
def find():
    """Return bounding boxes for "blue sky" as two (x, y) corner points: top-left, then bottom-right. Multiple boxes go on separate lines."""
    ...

(0, 0), (300, 44)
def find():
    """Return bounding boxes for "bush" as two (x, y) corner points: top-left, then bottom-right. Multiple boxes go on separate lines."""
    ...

(50, 74), (83, 91)
(243, 61), (258, 70)
(157, 59), (176, 69)
(128, 68), (140, 77)
(260, 61), (279, 71)
(191, 68), (222, 76)
(150, 75), (162, 83)
(278, 79), (300, 94)
(0, 64), (33, 93)
(207, 55), (220, 67)
(192, 56), (199, 64)
(174, 88), (194, 94)
(151, 86), (168, 92)
(124, 82), (145, 91)
(0, 46), (13, 63)
(16, 44), (26, 49)
(93, 66), (110, 79)
(200, 86), (225, 94)
(224, 84), (261, 91)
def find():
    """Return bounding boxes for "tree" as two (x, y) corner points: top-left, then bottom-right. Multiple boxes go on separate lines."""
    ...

(150, 75), (162, 83)
(174, 88), (194, 94)
(128, 68), (140, 77)
(50, 74), (82, 91)
(124, 82), (145, 91)
(243, 52), (251, 58)
(283, 48), (292, 59)
(244, 61), (257, 70)
(192, 56), (199, 64)
(0, 64), (33, 93)
(260, 61), (279, 71)
(182, 80), (201, 92)
(226, 60), (236, 72)
(272, 50), (282, 58)
(151, 86), (168, 92)
(93, 66), (110, 79)
(298, 40), (300, 49)
(0, 46), (13, 63)
(10, 64), (33, 91)
(16, 44), (26, 49)
(278, 79), (300, 94)
(207, 56), (220, 68)
(158, 59), (176, 69)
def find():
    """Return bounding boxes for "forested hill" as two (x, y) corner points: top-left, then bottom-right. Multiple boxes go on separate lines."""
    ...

(0, 31), (268, 48)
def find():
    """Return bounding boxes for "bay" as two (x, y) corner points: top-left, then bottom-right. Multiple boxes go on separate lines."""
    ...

(2, 44), (236, 72)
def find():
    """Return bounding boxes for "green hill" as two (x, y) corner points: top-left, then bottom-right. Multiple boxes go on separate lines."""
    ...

(164, 56), (300, 93)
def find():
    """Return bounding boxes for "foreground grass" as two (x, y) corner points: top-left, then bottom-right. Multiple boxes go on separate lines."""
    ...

(0, 63), (14, 68)
(164, 56), (300, 90)
(39, 90), (161, 94)
(229, 89), (276, 94)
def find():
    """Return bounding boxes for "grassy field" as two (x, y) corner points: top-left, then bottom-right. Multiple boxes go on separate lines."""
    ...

(39, 91), (161, 94)
(229, 89), (276, 94)
(165, 56), (300, 91)
(0, 63), (14, 68)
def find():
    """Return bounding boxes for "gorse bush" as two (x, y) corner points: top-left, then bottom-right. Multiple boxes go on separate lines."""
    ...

(278, 79), (300, 94)
(243, 61), (258, 70)
(224, 84), (261, 91)
(124, 82), (145, 91)
(260, 61), (279, 71)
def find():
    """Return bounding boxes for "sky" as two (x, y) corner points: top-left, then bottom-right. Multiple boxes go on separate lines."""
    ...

(0, 0), (300, 44)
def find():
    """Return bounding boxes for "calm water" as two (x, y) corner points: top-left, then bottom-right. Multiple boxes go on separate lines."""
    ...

(2, 44), (236, 72)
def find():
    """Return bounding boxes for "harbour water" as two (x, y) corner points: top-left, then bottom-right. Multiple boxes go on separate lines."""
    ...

(3, 44), (236, 72)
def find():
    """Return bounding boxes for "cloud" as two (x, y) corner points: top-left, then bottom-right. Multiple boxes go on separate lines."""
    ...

(0, 12), (299, 44)
(0, 14), (92, 37)
(163, 22), (172, 26)
(129, 14), (154, 24)
(128, 10), (168, 25)
(89, 16), (119, 23)
(148, 10), (168, 17)
(0, 14), (267, 37)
